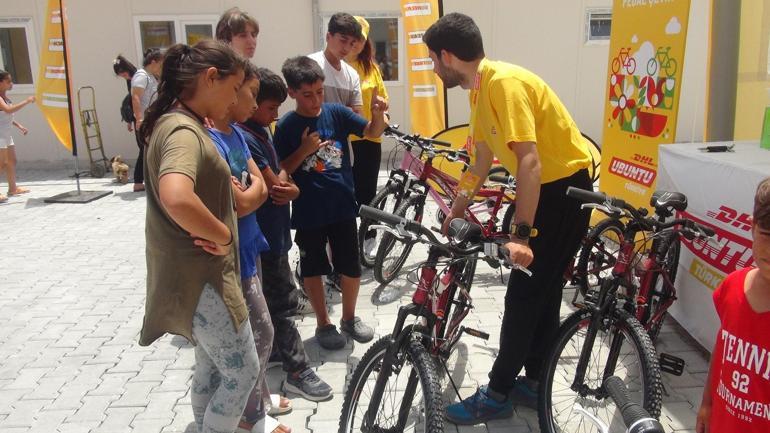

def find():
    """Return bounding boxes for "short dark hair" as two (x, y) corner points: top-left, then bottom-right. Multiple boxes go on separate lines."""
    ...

(113, 54), (137, 76)
(281, 56), (325, 90)
(142, 48), (164, 67)
(423, 12), (484, 61)
(216, 7), (259, 42)
(256, 68), (287, 104)
(328, 12), (361, 38)
(755, 177), (770, 230)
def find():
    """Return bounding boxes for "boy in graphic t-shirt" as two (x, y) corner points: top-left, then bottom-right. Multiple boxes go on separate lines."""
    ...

(697, 177), (770, 433)
(274, 55), (387, 351)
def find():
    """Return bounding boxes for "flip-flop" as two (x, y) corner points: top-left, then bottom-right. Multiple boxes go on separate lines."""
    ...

(267, 394), (292, 415)
(8, 187), (29, 196)
(240, 415), (291, 433)
(0, 194), (7, 203)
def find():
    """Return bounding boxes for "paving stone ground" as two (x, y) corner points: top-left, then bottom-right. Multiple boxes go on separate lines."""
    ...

(0, 168), (710, 433)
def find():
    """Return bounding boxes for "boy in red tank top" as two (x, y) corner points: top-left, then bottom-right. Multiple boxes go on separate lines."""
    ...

(697, 177), (770, 433)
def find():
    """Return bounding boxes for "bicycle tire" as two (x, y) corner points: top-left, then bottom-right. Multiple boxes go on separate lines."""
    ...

(500, 202), (516, 234)
(359, 181), (404, 268)
(374, 194), (425, 284)
(575, 218), (625, 297)
(538, 306), (662, 433)
(338, 336), (444, 433)
(645, 235), (680, 341)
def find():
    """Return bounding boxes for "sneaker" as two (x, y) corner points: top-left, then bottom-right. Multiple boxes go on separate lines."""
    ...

(509, 376), (538, 409)
(284, 367), (333, 401)
(325, 271), (343, 293)
(315, 324), (347, 350)
(445, 385), (513, 425)
(339, 317), (374, 343)
(295, 292), (315, 316)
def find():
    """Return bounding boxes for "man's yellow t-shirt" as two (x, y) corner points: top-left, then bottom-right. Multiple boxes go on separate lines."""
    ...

(470, 58), (591, 183)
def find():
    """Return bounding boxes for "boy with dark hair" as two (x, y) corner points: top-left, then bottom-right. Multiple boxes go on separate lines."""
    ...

(275, 56), (387, 350)
(238, 67), (333, 401)
(424, 13), (594, 424)
(216, 7), (259, 59)
(308, 12), (363, 113)
(697, 177), (770, 433)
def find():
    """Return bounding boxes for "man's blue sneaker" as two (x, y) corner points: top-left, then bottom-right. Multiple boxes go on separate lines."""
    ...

(509, 376), (538, 409)
(445, 385), (513, 425)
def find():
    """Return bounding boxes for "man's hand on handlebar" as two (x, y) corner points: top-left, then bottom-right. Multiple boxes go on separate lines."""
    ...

(503, 239), (534, 268)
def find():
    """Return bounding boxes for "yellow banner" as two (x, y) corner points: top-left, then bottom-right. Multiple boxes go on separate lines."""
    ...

(599, 0), (690, 209)
(35, 0), (73, 152)
(401, 0), (445, 136)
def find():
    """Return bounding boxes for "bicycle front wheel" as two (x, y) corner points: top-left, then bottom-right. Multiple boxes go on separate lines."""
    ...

(338, 335), (444, 433)
(538, 307), (662, 433)
(374, 194), (425, 284)
(359, 181), (404, 268)
(575, 218), (625, 297)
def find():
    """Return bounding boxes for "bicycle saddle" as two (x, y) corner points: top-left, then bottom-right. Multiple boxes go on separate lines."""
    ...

(650, 190), (688, 215)
(448, 218), (482, 244)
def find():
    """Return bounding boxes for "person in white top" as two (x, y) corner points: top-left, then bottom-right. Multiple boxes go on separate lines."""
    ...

(308, 12), (363, 114)
(130, 48), (163, 192)
(0, 70), (35, 203)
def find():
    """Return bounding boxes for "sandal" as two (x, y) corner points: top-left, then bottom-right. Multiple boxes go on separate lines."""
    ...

(0, 194), (7, 203)
(267, 394), (292, 416)
(8, 187), (29, 196)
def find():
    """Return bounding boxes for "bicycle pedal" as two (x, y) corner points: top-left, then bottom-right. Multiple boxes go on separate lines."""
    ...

(461, 327), (489, 341)
(659, 353), (685, 376)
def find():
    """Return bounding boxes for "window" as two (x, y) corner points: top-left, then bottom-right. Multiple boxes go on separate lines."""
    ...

(319, 14), (403, 84)
(134, 16), (217, 61)
(586, 9), (612, 43)
(0, 17), (38, 93)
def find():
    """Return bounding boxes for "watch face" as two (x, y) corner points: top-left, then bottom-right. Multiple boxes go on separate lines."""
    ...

(516, 224), (531, 238)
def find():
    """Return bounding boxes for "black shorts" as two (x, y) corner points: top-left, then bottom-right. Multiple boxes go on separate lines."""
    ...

(294, 219), (361, 278)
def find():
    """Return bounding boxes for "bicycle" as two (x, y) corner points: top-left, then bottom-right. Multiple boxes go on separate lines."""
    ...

(611, 47), (637, 75)
(646, 47), (677, 77)
(369, 127), (517, 284)
(539, 187), (714, 433)
(339, 205), (530, 433)
(572, 190), (714, 342)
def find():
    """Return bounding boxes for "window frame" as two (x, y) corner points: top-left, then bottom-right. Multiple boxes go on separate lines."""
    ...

(585, 8), (612, 45)
(0, 16), (39, 94)
(133, 15), (218, 63)
(318, 12), (404, 86)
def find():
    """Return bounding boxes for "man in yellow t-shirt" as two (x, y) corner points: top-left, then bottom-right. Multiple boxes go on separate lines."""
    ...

(424, 12), (593, 425)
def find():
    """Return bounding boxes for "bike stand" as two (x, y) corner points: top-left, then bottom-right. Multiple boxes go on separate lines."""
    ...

(659, 353), (685, 376)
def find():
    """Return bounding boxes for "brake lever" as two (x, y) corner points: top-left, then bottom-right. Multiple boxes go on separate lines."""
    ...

(494, 244), (534, 277)
(368, 224), (415, 242)
(572, 404), (609, 433)
(581, 203), (624, 219)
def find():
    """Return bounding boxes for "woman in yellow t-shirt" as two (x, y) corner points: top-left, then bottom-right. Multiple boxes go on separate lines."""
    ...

(346, 16), (389, 253)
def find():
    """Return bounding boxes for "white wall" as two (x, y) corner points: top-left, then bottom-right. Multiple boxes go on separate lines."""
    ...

(3, 0), (711, 165)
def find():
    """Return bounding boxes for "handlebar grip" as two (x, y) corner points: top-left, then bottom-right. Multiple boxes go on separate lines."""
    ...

(566, 186), (607, 204)
(488, 175), (511, 184)
(429, 138), (452, 147)
(359, 205), (406, 227)
(604, 376), (665, 433)
(698, 224), (715, 237)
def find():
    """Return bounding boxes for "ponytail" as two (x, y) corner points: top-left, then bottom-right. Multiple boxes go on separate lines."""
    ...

(140, 40), (246, 144)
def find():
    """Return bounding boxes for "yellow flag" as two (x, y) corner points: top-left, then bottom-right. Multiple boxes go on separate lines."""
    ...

(402, 0), (446, 136)
(599, 0), (690, 210)
(35, 0), (74, 152)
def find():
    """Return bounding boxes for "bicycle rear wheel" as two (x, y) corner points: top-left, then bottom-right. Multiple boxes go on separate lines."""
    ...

(338, 335), (444, 433)
(575, 218), (625, 297)
(644, 235), (680, 341)
(538, 307), (662, 433)
(359, 181), (404, 268)
(374, 194), (425, 284)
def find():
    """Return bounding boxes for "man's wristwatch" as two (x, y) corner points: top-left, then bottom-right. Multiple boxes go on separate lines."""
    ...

(510, 223), (538, 241)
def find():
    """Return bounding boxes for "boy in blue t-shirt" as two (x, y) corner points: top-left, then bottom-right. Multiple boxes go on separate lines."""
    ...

(275, 56), (388, 350)
(207, 64), (281, 430)
(239, 67), (333, 401)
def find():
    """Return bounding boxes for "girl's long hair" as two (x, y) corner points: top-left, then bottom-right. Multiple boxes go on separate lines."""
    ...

(139, 40), (246, 144)
(354, 38), (376, 78)
(113, 55), (137, 77)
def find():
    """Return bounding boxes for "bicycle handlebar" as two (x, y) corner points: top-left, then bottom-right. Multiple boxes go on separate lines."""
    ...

(385, 125), (452, 147)
(604, 376), (665, 433)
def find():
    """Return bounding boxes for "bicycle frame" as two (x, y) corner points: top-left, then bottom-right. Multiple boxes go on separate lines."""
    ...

(400, 146), (514, 237)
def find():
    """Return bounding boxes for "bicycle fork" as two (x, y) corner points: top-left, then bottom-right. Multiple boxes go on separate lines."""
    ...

(363, 303), (431, 430)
